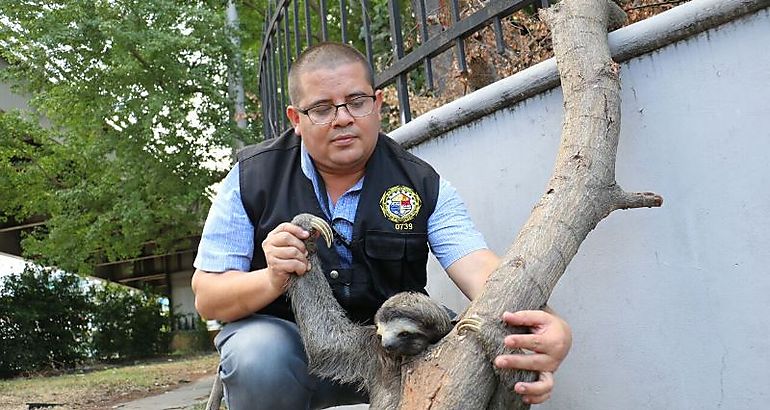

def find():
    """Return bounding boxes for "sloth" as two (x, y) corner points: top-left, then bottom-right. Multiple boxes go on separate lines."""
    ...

(287, 213), (453, 409)
(204, 214), (453, 410)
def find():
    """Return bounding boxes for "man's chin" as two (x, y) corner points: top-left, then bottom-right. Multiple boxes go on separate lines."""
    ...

(328, 152), (367, 170)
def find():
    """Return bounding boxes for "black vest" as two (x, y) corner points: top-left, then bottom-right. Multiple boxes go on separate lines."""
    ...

(237, 130), (440, 324)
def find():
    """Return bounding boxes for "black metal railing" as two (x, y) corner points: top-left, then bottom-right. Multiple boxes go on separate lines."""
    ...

(258, 0), (551, 139)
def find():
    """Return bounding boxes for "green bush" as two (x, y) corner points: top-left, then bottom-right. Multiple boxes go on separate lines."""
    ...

(0, 265), (93, 377)
(0, 265), (173, 377)
(89, 282), (171, 361)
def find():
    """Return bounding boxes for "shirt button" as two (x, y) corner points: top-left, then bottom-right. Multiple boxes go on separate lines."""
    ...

(329, 270), (339, 279)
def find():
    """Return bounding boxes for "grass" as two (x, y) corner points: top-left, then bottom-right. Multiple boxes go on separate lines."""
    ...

(0, 352), (220, 410)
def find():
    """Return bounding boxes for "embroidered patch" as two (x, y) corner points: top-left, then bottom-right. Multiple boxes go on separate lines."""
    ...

(380, 185), (422, 223)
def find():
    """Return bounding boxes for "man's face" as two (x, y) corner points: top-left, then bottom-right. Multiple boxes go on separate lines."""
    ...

(286, 62), (383, 175)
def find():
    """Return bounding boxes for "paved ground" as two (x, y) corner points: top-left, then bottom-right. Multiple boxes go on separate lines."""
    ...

(111, 374), (368, 409)
(111, 374), (215, 410)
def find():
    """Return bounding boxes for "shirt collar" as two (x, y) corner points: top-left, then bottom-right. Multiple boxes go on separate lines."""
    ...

(300, 142), (365, 205)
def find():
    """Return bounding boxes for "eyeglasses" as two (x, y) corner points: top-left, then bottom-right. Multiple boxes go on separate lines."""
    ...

(297, 95), (376, 125)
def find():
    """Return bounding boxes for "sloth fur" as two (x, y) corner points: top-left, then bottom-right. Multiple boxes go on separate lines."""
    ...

(287, 213), (453, 409)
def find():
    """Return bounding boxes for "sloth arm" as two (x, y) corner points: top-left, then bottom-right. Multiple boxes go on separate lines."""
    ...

(287, 256), (381, 387)
(286, 214), (382, 388)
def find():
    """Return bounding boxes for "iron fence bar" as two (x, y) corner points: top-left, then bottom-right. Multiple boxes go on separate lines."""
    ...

(394, 77), (411, 122)
(304, 0), (312, 46)
(449, 0), (467, 73)
(261, 66), (269, 138)
(282, 8), (292, 129)
(258, 0), (291, 72)
(416, 0), (434, 90)
(493, 16), (505, 54)
(258, 0), (289, 136)
(264, 43), (273, 136)
(277, 35), (288, 130)
(258, 0), (537, 133)
(270, 42), (280, 135)
(375, 0), (533, 88)
(320, 0), (328, 40)
(275, 24), (283, 131)
(283, 7), (292, 68)
(340, 0), (348, 44)
(265, 43), (273, 136)
(387, 0), (411, 124)
(293, 0), (301, 58)
(261, 15), (272, 138)
(360, 0), (374, 68)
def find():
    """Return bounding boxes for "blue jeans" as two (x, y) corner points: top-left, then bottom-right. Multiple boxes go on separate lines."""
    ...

(215, 314), (368, 410)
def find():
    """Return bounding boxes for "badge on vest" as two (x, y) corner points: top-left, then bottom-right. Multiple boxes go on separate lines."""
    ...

(380, 185), (421, 230)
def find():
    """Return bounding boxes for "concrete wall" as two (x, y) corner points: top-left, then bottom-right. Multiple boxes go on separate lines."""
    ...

(390, 1), (770, 409)
(170, 270), (197, 317)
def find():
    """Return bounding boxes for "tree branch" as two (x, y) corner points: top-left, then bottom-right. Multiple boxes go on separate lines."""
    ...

(397, 0), (662, 408)
(613, 189), (664, 210)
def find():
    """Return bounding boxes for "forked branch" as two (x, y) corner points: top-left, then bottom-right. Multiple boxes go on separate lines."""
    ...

(398, 1), (662, 409)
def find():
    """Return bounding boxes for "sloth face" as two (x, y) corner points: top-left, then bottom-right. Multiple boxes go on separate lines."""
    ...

(376, 318), (430, 357)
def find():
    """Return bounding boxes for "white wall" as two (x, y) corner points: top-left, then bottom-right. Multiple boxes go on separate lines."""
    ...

(403, 5), (769, 410)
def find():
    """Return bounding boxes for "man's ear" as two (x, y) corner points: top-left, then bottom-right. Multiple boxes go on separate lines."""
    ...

(374, 89), (384, 121)
(286, 105), (301, 134)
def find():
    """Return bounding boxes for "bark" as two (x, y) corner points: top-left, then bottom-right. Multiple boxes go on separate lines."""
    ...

(398, 1), (662, 409)
(226, 0), (246, 150)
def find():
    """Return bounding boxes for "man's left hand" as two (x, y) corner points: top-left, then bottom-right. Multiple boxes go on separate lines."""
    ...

(493, 310), (572, 404)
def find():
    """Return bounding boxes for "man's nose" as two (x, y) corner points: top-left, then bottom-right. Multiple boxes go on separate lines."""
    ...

(332, 105), (355, 126)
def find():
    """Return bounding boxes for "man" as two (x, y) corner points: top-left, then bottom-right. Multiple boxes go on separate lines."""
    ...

(192, 42), (571, 409)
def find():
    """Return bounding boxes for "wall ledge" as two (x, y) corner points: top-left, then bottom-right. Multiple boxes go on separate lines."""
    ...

(389, 0), (770, 149)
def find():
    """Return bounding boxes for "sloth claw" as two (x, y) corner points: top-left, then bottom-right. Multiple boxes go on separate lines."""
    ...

(456, 316), (483, 334)
(291, 213), (333, 248)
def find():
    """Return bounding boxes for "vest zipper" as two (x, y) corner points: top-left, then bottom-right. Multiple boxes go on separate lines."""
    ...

(342, 283), (351, 302)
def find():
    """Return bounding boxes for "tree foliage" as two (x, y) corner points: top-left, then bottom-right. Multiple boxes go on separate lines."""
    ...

(0, 0), (259, 273)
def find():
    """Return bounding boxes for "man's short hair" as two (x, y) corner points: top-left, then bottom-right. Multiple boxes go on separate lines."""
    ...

(288, 42), (375, 105)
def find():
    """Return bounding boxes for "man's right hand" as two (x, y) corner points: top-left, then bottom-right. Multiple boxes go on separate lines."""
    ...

(192, 222), (314, 322)
(262, 222), (313, 291)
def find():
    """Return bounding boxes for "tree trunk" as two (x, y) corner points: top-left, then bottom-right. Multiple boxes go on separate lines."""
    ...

(226, 0), (246, 151)
(398, 1), (662, 408)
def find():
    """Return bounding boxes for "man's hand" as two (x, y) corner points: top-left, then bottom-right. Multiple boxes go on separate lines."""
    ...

(493, 310), (572, 404)
(262, 222), (312, 291)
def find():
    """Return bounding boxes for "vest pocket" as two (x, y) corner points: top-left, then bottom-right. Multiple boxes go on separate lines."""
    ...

(364, 231), (428, 259)
(363, 230), (429, 294)
(364, 231), (406, 260)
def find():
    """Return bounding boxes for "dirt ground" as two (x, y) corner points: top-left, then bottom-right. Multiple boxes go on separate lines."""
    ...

(0, 353), (219, 410)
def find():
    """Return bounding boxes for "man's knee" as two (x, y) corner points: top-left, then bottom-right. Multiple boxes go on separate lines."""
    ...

(216, 315), (313, 405)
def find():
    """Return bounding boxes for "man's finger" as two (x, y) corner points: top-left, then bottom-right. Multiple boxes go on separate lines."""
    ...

(494, 353), (558, 373)
(522, 392), (551, 405)
(514, 371), (553, 397)
(502, 310), (551, 328)
(269, 222), (311, 240)
(504, 333), (545, 351)
(268, 258), (309, 275)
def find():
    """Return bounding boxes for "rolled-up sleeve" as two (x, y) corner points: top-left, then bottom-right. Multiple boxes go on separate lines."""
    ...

(427, 178), (488, 270)
(193, 163), (255, 273)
